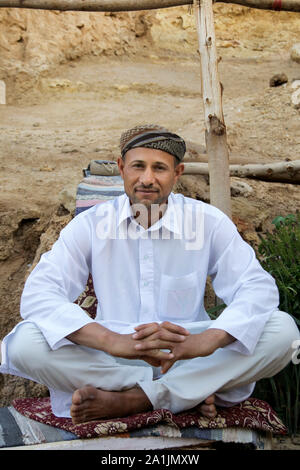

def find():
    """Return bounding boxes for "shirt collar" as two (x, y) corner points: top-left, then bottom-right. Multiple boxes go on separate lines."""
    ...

(117, 194), (133, 227)
(117, 192), (182, 236)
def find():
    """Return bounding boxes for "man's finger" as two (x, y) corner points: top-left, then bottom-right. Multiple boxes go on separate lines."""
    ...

(134, 339), (174, 351)
(160, 358), (176, 374)
(161, 321), (190, 336)
(132, 323), (160, 339)
(133, 329), (186, 343)
(143, 349), (174, 360)
(134, 322), (159, 332)
(135, 322), (189, 336)
(133, 322), (189, 341)
(150, 332), (186, 343)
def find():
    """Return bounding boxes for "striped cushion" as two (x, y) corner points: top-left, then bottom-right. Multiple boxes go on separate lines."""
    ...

(74, 163), (124, 317)
(75, 173), (124, 215)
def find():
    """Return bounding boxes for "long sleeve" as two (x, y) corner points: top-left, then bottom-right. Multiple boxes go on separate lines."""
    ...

(20, 212), (96, 350)
(207, 214), (279, 355)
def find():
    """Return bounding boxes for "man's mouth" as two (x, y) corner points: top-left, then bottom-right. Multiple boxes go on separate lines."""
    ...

(135, 188), (158, 194)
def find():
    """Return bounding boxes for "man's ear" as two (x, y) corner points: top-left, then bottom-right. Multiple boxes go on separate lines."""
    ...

(174, 163), (184, 180)
(117, 157), (125, 179)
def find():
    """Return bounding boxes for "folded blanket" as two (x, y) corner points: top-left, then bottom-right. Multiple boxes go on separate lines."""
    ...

(87, 160), (120, 176)
(11, 396), (286, 441)
(75, 174), (124, 215)
(0, 397), (285, 448)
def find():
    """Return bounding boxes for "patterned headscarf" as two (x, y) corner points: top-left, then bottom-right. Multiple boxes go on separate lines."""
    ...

(120, 124), (186, 161)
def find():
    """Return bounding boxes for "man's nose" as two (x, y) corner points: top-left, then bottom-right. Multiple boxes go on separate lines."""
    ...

(140, 167), (155, 186)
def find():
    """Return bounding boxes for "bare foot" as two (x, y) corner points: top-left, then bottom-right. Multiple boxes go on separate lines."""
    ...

(70, 386), (152, 424)
(196, 394), (217, 419)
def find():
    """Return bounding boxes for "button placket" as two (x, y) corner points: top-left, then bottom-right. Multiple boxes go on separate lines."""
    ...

(139, 237), (155, 321)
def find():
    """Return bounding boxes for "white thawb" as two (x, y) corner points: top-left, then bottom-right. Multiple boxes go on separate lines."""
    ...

(1, 193), (298, 417)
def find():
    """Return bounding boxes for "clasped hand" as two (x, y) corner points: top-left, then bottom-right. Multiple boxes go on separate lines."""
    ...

(129, 322), (233, 373)
(131, 321), (191, 373)
(111, 321), (230, 374)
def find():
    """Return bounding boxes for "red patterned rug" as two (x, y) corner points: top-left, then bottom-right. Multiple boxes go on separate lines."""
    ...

(12, 397), (287, 439)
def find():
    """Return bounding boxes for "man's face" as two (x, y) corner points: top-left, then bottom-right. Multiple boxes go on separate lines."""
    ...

(117, 147), (184, 208)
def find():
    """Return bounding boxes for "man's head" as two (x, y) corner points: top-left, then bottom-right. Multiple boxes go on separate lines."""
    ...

(117, 124), (185, 208)
(119, 124), (186, 165)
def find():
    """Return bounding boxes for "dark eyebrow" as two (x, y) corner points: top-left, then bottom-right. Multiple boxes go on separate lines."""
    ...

(130, 160), (169, 168)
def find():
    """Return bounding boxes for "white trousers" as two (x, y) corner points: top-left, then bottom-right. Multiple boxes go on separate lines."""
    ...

(7, 310), (299, 417)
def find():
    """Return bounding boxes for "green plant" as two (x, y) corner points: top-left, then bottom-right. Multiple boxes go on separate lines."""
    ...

(207, 213), (300, 434)
(257, 213), (300, 325)
(254, 212), (300, 435)
(206, 302), (226, 320)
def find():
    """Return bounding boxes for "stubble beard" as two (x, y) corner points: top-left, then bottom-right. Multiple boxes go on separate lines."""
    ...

(129, 191), (169, 226)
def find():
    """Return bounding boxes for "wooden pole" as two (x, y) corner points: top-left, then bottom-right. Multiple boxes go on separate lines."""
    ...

(183, 160), (300, 183)
(0, 0), (300, 12)
(194, 0), (231, 218)
(220, 0), (300, 12)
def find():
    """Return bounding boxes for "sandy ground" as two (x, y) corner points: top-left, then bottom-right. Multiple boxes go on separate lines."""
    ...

(0, 8), (300, 449)
(1, 47), (300, 213)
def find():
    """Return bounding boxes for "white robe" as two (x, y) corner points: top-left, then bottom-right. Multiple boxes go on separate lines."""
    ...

(0, 193), (280, 416)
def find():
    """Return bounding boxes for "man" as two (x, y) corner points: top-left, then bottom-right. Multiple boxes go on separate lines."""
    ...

(0, 124), (299, 424)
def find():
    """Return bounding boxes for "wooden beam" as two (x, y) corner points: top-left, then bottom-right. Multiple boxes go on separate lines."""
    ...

(194, 0), (231, 218)
(220, 0), (300, 12)
(0, 0), (300, 12)
(0, 0), (181, 10)
(183, 160), (300, 183)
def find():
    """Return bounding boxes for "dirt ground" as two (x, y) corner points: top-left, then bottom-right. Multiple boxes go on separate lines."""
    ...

(0, 5), (300, 449)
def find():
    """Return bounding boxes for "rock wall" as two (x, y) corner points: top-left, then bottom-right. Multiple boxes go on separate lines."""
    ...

(150, 4), (300, 55)
(2, 4), (300, 88)
(0, 8), (155, 65)
(0, 8), (154, 96)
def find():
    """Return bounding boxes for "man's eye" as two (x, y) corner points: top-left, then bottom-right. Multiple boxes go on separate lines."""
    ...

(132, 164), (144, 168)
